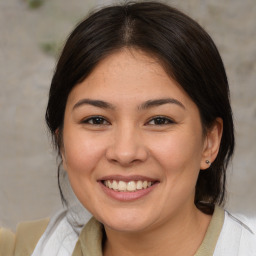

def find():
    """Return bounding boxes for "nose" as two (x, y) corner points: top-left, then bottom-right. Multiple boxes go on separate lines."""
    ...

(105, 124), (148, 166)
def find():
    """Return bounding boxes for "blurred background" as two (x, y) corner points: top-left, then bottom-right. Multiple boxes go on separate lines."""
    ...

(0, 0), (255, 230)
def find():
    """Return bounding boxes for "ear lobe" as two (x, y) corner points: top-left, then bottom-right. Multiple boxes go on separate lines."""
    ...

(200, 118), (223, 170)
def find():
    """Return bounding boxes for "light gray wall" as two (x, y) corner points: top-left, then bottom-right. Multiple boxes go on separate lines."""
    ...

(0, 0), (255, 230)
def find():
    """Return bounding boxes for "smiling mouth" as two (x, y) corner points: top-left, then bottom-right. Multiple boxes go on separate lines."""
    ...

(102, 180), (156, 192)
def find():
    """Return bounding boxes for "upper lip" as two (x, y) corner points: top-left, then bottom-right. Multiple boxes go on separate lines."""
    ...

(98, 175), (158, 182)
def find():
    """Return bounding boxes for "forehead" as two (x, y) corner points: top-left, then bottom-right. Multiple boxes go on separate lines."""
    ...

(67, 49), (195, 110)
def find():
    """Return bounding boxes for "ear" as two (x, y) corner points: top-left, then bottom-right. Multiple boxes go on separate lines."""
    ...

(200, 118), (223, 170)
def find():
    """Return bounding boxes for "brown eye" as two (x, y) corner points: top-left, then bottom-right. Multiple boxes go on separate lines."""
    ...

(147, 116), (174, 125)
(82, 116), (110, 125)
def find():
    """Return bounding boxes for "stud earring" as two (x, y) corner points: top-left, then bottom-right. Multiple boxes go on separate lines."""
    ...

(205, 160), (211, 166)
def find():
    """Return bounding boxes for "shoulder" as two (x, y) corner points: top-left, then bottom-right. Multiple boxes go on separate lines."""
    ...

(214, 210), (256, 256)
(15, 218), (49, 255)
(0, 227), (15, 256)
(0, 218), (49, 256)
(31, 208), (81, 256)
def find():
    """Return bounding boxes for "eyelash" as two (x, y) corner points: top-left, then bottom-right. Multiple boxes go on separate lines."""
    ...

(82, 116), (110, 125)
(146, 116), (175, 126)
(82, 115), (175, 126)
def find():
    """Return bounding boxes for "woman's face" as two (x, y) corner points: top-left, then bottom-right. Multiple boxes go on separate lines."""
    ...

(62, 49), (215, 232)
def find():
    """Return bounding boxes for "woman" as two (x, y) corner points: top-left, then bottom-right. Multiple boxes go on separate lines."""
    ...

(1, 1), (255, 255)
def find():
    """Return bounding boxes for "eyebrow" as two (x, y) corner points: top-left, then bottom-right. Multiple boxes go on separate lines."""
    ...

(72, 99), (115, 111)
(72, 97), (185, 111)
(138, 98), (185, 110)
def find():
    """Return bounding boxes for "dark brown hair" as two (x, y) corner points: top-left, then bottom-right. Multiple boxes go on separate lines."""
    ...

(46, 1), (234, 211)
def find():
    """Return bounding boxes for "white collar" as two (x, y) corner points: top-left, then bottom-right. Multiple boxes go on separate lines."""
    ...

(31, 202), (91, 256)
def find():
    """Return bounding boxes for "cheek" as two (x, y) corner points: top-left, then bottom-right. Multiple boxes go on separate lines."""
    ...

(154, 132), (204, 201)
(63, 131), (107, 175)
(62, 131), (108, 209)
(149, 129), (204, 179)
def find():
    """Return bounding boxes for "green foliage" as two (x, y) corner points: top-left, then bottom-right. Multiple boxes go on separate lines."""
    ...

(26, 0), (44, 9)
(40, 41), (62, 58)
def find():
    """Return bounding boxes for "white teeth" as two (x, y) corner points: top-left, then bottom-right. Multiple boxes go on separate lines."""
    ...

(136, 180), (143, 190)
(127, 181), (136, 191)
(112, 180), (118, 190)
(142, 181), (148, 189)
(107, 180), (112, 189)
(104, 180), (154, 192)
(118, 181), (126, 191)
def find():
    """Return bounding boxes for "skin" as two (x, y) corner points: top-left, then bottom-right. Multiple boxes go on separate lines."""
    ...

(61, 48), (223, 256)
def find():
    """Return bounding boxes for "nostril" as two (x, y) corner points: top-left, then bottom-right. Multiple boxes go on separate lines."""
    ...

(107, 153), (147, 166)
(105, 134), (149, 165)
(106, 149), (139, 164)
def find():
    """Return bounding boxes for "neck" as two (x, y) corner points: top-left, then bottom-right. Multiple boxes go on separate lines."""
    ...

(103, 205), (211, 256)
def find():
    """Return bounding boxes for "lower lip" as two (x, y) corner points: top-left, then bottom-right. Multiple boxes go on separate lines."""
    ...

(99, 181), (158, 201)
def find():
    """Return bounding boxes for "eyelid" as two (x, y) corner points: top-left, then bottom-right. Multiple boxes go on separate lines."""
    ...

(81, 115), (111, 125)
(80, 115), (175, 126)
(145, 116), (176, 125)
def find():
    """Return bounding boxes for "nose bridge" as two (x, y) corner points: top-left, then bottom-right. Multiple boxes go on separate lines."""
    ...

(106, 121), (147, 165)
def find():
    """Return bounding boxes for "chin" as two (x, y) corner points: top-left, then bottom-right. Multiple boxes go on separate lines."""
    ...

(104, 220), (149, 233)
(96, 210), (157, 233)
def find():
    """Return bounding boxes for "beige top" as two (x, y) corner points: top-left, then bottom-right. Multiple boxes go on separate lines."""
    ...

(0, 206), (224, 256)
(0, 218), (49, 256)
(73, 206), (224, 256)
